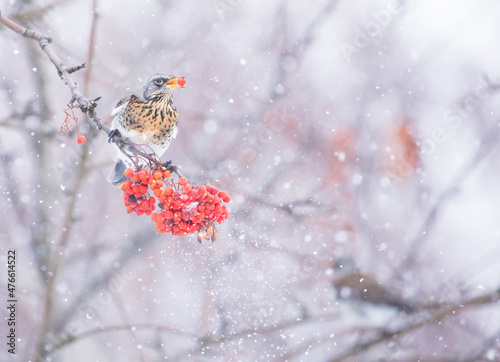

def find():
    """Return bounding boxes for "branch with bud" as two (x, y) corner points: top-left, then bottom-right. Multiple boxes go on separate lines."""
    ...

(0, 11), (231, 242)
(0, 11), (108, 135)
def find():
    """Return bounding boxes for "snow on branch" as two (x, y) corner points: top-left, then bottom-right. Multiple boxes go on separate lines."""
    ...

(0, 10), (139, 156)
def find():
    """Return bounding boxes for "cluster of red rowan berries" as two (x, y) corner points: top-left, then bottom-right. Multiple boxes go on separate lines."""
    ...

(120, 168), (230, 242)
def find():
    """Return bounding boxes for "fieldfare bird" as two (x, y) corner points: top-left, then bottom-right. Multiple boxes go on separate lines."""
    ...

(332, 258), (414, 313)
(108, 73), (186, 185)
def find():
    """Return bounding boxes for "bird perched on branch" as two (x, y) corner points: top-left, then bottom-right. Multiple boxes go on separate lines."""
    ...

(108, 73), (186, 185)
(332, 258), (414, 313)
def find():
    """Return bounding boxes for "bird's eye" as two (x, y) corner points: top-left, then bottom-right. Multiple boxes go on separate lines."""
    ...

(154, 78), (163, 86)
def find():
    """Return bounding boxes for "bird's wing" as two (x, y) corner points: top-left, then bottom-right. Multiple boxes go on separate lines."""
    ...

(172, 124), (179, 138)
(111, 93), (133, 116)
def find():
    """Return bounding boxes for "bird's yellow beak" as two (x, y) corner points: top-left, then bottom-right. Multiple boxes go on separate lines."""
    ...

(166, 77), (186, 88)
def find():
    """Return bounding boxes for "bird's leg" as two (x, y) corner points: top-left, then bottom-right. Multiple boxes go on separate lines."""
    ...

(109, 129), (136, 161)
(162, 160), (183, 177)
(108, 129), (122, 143)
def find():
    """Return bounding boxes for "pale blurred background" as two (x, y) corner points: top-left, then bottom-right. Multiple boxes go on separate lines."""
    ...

(1, 0), (500, 361)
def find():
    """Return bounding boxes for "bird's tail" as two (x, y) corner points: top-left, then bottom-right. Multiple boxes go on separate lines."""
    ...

(108, 159), (128, 186)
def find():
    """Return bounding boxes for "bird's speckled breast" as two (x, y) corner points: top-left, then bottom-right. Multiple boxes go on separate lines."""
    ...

(119, 94), (178, 146)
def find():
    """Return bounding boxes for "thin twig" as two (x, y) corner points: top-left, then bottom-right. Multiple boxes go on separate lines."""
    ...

(0, 11), (109, 133)
(83, 0), (98, 97)
(67, 63), (86, 74)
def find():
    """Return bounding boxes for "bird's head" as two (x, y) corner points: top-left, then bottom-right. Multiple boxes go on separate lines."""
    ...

(143, 73), (186, 101)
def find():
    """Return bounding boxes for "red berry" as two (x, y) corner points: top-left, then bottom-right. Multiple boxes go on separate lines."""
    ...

(218, 191), (230, 203)
(177, 77), (186, 87)
(77, 135), (87, 144)
(139, 173), (149, 184)
(206, 185), (218, 195)
(120, 173), (229, 239)
(120, 180), (131, 191)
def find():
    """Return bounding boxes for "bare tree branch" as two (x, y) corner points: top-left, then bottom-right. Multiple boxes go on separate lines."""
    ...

(0, 10), (157, 167)
(0, 12), (179, 174)
(54, 323), (198, 351)
(0, 10), (109, 133)
(327, 287), (500, 362)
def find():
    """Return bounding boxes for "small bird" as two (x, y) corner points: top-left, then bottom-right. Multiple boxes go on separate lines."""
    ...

(332, 258), (414, 313)
(108, 73), (186, 185)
